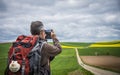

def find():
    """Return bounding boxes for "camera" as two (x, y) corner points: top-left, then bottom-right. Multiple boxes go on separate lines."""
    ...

(45, 29), (52, 39)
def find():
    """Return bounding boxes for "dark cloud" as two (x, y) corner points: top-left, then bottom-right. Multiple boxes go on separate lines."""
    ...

(0, 0), (7, 12)
(0, 0), (120, 42)
(9, 0), (56, 7)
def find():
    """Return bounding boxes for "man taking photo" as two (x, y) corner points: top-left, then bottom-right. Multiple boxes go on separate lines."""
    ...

(30, 21), (62, 75)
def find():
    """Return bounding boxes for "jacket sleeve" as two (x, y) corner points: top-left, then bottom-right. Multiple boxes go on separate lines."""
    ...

(43, 38), (62, 57)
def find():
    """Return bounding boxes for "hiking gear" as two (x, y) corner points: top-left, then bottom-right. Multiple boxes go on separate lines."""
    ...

(28, 39), (45, 75)
(4, 35), (45, 75)
(9, 60), (20, 72)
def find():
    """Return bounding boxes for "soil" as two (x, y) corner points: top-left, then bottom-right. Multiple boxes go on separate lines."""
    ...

(80, 56), (120, 72)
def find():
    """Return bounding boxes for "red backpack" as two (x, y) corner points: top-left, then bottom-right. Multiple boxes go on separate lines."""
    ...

(5, 35), (39, 75)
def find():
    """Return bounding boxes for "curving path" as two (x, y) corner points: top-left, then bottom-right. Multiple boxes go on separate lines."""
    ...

(75, 48), (120, 75)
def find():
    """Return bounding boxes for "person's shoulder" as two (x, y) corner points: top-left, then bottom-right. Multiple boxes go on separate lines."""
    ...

(43, 42), (52, 47)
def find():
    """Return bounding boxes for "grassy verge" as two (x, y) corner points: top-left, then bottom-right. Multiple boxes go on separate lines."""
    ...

(51, 48), (93, 75)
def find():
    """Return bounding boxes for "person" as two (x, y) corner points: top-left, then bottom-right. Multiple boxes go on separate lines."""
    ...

(30, 21), (62, 75)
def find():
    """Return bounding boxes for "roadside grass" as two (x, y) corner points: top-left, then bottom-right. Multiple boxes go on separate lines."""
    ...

(51, 48), (93, 75)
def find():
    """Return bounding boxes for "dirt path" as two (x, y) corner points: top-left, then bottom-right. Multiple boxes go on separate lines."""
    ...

(80, 56), (120, 72)
(75, 48), (120, 75)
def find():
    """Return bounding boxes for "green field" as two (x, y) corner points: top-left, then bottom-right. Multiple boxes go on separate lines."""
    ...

(78, 47), (120, 56)
(0, 43), (93, 75)
(61, 42), (120, 56)
(61, 42), (92, 47)
(51, 48), (93, 75)
(0, 41), (120, 75)
(0, 43), (11, 75)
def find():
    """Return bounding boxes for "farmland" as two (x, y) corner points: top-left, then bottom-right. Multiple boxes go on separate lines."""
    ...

(61, 41), (120, 73)
(0, 42), (93, 75)
(0, 40), (120, 75)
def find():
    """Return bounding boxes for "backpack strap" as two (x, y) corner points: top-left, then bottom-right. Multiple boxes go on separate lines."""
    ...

(37, 40), (46, 71)
(28, 39), (46, 75)
(21, 58), (25, 75)
(32, 40), (46, 75)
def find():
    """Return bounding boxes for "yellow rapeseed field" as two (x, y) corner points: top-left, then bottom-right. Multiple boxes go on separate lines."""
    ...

(89, 44), (120, 47)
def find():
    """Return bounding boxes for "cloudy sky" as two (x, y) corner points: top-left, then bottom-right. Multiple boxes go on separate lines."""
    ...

(0, 0), (120, 42)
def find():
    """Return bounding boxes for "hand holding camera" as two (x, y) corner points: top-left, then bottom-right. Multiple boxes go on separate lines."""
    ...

(45, 29), (56, 39)
(51, 30), (56, 39)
